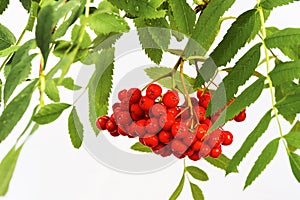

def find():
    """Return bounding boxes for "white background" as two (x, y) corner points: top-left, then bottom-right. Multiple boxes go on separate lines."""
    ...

(0, 0), (300, 200)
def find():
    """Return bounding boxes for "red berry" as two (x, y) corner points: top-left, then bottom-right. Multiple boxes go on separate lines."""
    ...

(206, 130), (223, 148)
(171, 122), (188, 139)
(143, 134), (159, 148)
(120, 98), (131, 111)
(197, 89), (211, 108)
(222, 131), (233, 145)
(128, 88), (142, 103)
(159, 113), (175, 131)
(210, 146), (222, 158)
(110, 130), (120, 137)
(126, 123), (137, 138)
(162, 90), (179, 108)
(146, 84), (162, 99)
(234, 109), (246, 122)
(135, 120), (146, 137)
(139, 138), (146, 145)
(199, 144), (211, 157)
(112, 103), (121, 111)
(160, 146), (172, 157)
(115, 111), (131, 125)
(202, 118), (212, 127)
(158, 130), (173, 144)
(118, 89), (127, 101)
(171, 140), (188, 155)
(139, 96), (155, 111)
(196, 124), (208, 140)
(130, 103), (144, 117)
(192, 140), (203, 151)
(189, 151), (201, 161)
(180, 108), (190, 120)
(146, 118), (160, 135)
(118, 126), (127, 136)
(183, 132), (196, 146)
(194, 106), (206, 121)
(106, 120), (117, 132)
(185, 148), (195, 157)
(150, 103), (167, 117)
(167, 107), (181, 117)
(152, 143), (165, 154)
(96, 116), (109, 130)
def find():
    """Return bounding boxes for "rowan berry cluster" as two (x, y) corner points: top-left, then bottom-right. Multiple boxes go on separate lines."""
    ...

(96, 84), (246, 161)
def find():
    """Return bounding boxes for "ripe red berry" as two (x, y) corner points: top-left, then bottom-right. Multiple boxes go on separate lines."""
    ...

(159, 113), (175, 131)
(120, 98), (131, 111)
(109, 130), (120, 137)
(210, 146), (222, 158)
(171, 140), (188, 155)
(128, 88), (142, 103)
(199, 144), (211, 157)
(152, 143), (165, 154)
(146, 84), (162, 99)
(146, 118), (160, 135)
(135, 120), (146, 137)
(150, 103), (167, 117)
(96, 116), (109, 130)
(130, 103), (144, 117)
(189, 151), (201, 161)
(183, 132), (196, 146)
(234, 109), (246, 122)
(126, 123), (137, 138)
(206, 130), (223, 148)
(167, 107), (181, 117)
(163, 90), (179, 108)
(158, 130), (173, 144)
(118, 89), (127, 101)
(115, 111), (131, 125)
(160, 146), (172, 157)
(194, 106), (206, 121)
(117, 126), (127, 136)
(106, 120), (117, 132)
(197, 89), (211, 108)
(171, 122), (188, 139)
(143, 134), (159, 148)
(196, 124), (208, 140)
(192, 140), (203, 151)
(221, 131), (233, 145)
(139, 96), (155, 111)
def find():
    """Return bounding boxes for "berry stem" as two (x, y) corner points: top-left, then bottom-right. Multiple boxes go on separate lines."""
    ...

(258, 6), (288, 152)
(141, 72), (172, 91)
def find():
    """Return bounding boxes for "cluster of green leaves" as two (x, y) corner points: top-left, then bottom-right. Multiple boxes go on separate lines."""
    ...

(0, 0), (299, 199)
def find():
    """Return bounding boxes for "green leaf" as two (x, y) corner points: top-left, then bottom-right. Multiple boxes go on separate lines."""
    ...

(265, 28), (300, 51)
(20, 0), (31, 12)
(168, 0), (196, 36)
(4, 40), (37, 104)
(53, 77), (81, 90)
(0, 23), (16, 50)
(68, 107), (84, 149)
(186, 166), (208, 181)
(87, 12), (129, 35)
(26, 1), (39, 31)
(169, 173), (185, 200)
(144, 67), (195, 94)
(71, 25), (92, 48)
(269, 60), (300, 86)
(134, 18), (170, 64)
(0, 45), (19, 58)
(209, 77), (265, 132)
(285, 132), (300, 149)
(208, 43), (262, 114)
(244, 138), (280, 189)
(32, 103), (71, 125)
(189, 182), (204, 200)
(261, 0), (300, 10)
(226, 110), (273, 175)
(107, 0), (165, 19)
(97, 0), (119, 14)
(191, 0), (235, 51)
(211, 9), (260, 67)
(0, 0), (9, 14)
(0, 80), (37, 143)
(45, 79), (60, 102)
(205, 154), (238, 173)
(0, 145), (23, 196)
(88, 48), (114, 134)
(52, 0), (84, 40)
(276, 88), (300, 123)
(92, 32), (122, 51)
(288, 152), (300, 183)
(35, 4), (54, 64)
(130, 142), (152, 153)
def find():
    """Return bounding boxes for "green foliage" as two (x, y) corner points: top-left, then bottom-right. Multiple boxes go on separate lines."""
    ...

(285, 132), (300, 149)
(288, 152), (300, 183)
(186, 166), (209, 181)
(189, 182), (204, 200)
(20, 0), (31, 12)
(269, 60), (300, 86)
(26, 1), (39, 31)
(0, 80), (37, 143)
(4, 40), (37, 104)
(0, 0), (9, 15)
(32, 103), (71, 125)
(134, 18), (170, 64)
(88, 48), (114, 134)
(261, 0), (300, 10)
(107, 0), (166, 19)
(209, 77), (266, 132)
(0, 23), (16, 51)
(45, 79), (60, 102)
(53, 77), (81, 91)
(168, 0), (196, 36)
(244, 138), (280, 189)
(130, 142), (152, 153)
(0, 145), (23, 196)
(205, 154), (238, 173)
(144, 67), (195, 93)
(227, 110), (273, 174)
(169, 173), (185, 200)
(68, 107), (84, 149)
(208, 43), (262, 114)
